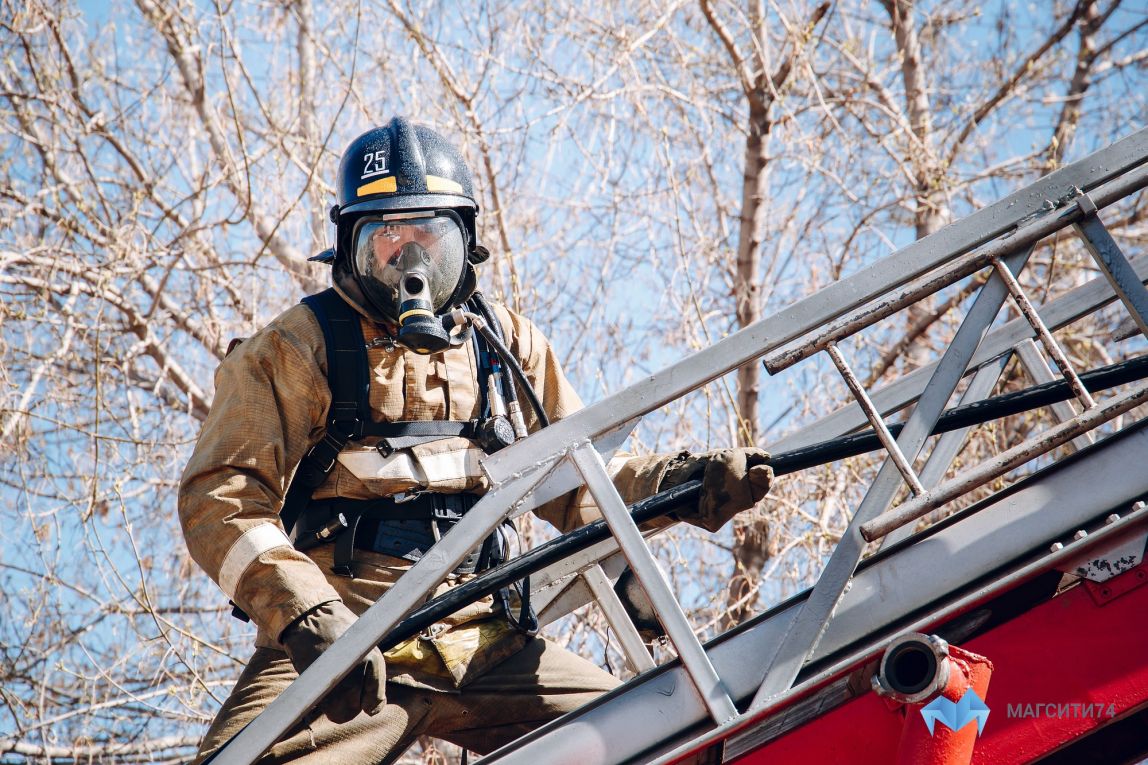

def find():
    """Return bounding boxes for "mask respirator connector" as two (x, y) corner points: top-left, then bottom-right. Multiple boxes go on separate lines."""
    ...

(395, 244), (451, 354)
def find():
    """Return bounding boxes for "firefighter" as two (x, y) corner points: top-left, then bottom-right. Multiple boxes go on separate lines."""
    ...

(180, 117), (773, 763)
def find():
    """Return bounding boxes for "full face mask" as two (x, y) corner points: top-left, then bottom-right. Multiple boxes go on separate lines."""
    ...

(350, 212), (468, 353)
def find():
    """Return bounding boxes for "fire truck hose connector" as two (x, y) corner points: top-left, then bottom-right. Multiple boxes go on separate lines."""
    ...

(873, 633), (952, 705)
(872, 633), (994, 765)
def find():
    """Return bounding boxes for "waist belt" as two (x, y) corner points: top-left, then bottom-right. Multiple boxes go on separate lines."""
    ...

(292, 490), (536, 635)
(297, 493), (485, 577)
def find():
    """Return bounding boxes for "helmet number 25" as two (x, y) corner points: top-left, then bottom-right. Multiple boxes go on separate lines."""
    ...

(362, 150), (389, 179)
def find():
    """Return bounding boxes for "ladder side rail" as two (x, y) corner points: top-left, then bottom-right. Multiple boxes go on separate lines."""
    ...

(878, 357), (1012, 549)
(765, 157), (1148, 377)
(750, 246), (1033, 706)
(767, 161), (1148, 454)
(209, 464), (556, 765)
(766, 247), (1006, 375)
(482, 136), (1148, 490)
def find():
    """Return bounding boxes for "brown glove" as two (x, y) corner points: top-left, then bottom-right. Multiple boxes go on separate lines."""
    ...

(613, 566), (667, 643)
(280, 601), (387, 723)
(660, 448), (773, 532)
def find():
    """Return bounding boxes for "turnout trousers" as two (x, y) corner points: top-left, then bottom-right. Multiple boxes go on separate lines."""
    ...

(194, 636), (620, 764)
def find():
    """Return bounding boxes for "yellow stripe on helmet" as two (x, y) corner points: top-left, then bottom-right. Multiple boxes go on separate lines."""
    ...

(426, 175), (464, 194)
(357, 176), (398, 196)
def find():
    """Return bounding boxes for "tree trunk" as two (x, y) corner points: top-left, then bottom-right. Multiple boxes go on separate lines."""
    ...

(725, 98), (772, 628)
(1046, 0), (1101, 171)
(734, 102), (769, 447)
(296, 0), (325, 252)
(883, 0), (945, 240)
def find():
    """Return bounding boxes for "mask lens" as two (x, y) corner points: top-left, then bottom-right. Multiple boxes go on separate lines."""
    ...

(351, 214), (466, 320)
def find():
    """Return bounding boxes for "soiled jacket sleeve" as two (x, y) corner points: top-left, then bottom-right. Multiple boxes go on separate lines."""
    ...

(492, 306), (670, 533)
(179, 304), (342, 642)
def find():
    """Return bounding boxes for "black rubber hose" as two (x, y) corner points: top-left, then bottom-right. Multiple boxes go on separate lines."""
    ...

(379, 354), (1148, 641)
(771, 354), (1148, 475)
(379, 479), (701, 651)
(472, 318), (550, 428)
(470, 292), (522, 409)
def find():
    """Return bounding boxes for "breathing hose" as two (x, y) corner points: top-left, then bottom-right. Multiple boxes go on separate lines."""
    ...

(470, 292), (522, 407)
(448, 305), (550, 428)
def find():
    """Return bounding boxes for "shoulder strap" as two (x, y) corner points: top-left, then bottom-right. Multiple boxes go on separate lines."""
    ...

(280, 289), (368, 535)
(304, 288), (370, 435)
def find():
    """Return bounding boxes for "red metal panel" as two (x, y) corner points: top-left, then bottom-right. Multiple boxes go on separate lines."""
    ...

(965, 564), (1148, 763)
(730, 691), (903, 765)
(721, 561), (1148, 764)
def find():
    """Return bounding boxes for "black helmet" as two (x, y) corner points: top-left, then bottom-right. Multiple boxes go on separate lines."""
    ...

(333, 118), (482, 261)
(329, 118), (487, 330)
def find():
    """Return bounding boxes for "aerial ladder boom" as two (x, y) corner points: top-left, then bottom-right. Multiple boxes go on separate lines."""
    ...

(209, 127), (1148, 765)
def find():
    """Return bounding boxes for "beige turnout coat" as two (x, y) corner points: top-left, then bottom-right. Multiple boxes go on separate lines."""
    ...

(179, 292), (669, 689)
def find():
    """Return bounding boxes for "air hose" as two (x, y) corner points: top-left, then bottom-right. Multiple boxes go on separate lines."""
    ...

(446, 303), (550, 428)
(468, 293), (531, 439)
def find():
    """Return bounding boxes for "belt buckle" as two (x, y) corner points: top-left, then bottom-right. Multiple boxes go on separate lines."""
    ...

(430, 493), (447, 521)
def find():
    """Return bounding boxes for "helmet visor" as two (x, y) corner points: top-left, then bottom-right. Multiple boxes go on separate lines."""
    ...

(351, 212), (467, 320)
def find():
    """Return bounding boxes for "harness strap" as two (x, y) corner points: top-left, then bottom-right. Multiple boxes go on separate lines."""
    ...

(280, 290), (477, 536)
(359, 420), (479, 438)
(312, 493), (474, 519)
(278, 289), (365, 537)
(299, 494), (484, 576)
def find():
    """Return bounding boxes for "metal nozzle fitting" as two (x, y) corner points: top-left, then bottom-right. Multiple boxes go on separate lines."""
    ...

(871, 632), (951, 704)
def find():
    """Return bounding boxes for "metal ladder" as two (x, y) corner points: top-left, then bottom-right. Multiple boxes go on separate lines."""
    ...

(210, 127), (1148, 765)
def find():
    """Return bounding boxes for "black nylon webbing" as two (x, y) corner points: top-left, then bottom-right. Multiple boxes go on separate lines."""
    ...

(278, 289), (364, 536)
(307, 289), (369, 434)
(280, 290), (478, 536)
(359, 420), (477, 438)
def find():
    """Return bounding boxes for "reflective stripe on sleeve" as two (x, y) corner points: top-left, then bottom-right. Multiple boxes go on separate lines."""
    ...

(217, 523), (294, 598)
